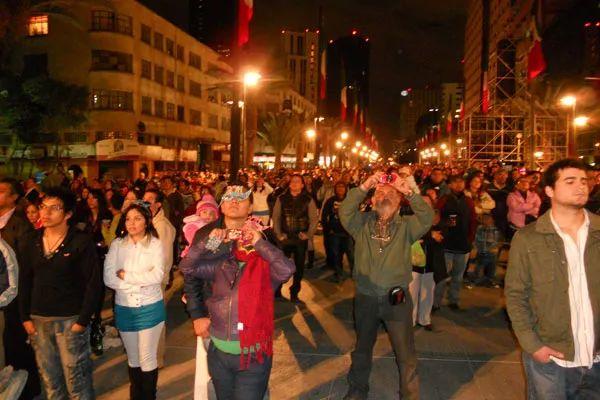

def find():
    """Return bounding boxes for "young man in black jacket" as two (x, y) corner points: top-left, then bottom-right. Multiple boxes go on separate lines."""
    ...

(19, 187), (102, 400)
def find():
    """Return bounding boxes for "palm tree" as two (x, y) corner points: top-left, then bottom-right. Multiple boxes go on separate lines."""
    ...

(258, 112), (302, 169)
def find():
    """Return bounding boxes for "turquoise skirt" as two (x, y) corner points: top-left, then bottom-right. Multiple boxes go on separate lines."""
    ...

(115, 300), (166, 332)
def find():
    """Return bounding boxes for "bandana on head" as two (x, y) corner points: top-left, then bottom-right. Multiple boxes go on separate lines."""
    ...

(220, 186), (252, 205)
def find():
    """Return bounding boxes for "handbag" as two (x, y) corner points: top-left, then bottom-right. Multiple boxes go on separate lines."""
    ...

(411, 241), (426, 267)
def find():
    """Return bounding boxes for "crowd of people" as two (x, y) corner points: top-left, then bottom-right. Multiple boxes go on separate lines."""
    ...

(0, 156), (598, 399)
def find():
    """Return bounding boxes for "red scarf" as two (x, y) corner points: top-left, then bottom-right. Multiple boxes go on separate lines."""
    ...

(235, 245), (274, 369)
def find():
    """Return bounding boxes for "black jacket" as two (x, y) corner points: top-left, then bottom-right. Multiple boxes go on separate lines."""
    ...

(321, 195), (350, 236)
(19, 227), (103, 327)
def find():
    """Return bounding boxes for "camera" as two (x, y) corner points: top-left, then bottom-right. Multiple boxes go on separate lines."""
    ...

(379, 174), (397, 184)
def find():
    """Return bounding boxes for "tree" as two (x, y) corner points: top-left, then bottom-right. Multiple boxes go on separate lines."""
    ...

(257, 112), (302, 170)
(0, 74), (88, 176)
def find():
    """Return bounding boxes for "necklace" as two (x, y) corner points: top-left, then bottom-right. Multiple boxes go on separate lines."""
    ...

(43, 231), (67, 259)
(371, 217), (392, 253)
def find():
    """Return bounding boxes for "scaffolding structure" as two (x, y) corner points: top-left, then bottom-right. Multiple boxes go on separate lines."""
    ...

(459, 21), (569, 168)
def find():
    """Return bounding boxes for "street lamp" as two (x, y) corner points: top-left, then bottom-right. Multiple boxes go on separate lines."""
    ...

(534, 151), (544, 159)
(355, 141), (362, 147)
(351, 147), (358, 154)
(574, 115), (589, 127)
(456, 138), (463, 144)
(335, 141), (343, 149)
(305, 129), (316, 139)
(243, 71), (262, 87)
(559, 95), (576, 107)
(340, 131), (349, 141)
(440, 143), (448, 150)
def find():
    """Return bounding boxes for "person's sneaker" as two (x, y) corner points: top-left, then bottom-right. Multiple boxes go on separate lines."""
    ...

(448, 303), (461, 311)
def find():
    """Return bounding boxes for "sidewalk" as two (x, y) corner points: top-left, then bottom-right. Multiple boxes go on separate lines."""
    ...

(93, 237), (526, 399)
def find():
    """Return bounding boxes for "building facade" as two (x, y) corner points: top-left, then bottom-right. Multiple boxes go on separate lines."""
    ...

(280, 30), (320, 106)
(7, 0), (234, 178)
(399, 86), (441, 140)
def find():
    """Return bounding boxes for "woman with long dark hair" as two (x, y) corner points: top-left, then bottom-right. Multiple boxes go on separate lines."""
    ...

(104, 202), (165, 400)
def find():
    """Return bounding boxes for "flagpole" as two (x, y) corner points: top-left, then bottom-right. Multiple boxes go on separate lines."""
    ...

(229, 0), (242, 181)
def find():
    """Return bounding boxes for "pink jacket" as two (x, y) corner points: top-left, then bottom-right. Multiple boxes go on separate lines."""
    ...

(507, 190), (541, 228)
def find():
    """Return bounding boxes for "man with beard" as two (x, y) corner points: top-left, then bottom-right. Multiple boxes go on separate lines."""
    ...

(506, 159), (600, 397)
(339, 171), (433, 400)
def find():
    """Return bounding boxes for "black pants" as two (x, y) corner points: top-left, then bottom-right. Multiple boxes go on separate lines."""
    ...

(348, 292), (419, 400)
(327, 234), (354, 277)
(207, 344), (272, 400)
(3, 300), (41, 399)
(281, 239), (307, 297)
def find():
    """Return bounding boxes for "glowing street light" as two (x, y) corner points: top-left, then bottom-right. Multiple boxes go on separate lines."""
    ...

(351, 147), (358, 154)
(443, 149), (451, 156)
(355, 141), (362, 147)
(340, 131), (349, 140)
(362, 145), (368, 151)
(456, 138), (463, 145)
(335, 141), (343, 149)
(440, 143), (448, 150)
(243, 71), (262, 87)
(559, 95), (576, 107)
(305, 129), (316, 139)
(574, 116), (590, 127)
(534, 151), (544, 159)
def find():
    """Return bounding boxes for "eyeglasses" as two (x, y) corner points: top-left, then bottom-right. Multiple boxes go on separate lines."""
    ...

(39, 204), (64, 213)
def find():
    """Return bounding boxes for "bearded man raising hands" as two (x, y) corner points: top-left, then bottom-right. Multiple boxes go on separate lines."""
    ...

(339, 170), (433, 400)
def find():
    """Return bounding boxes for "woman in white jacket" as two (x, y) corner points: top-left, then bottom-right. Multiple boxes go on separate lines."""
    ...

(252, 177), (273, 226)
(104, 201), (165, 400)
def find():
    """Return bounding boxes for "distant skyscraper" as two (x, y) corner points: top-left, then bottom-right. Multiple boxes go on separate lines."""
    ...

(280, 30), (320, 105)
(188, 0), (236, 56)
(399, 86), (441, 140)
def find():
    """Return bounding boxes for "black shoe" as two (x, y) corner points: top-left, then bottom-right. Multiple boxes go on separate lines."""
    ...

(423, 324), (434, 331)
(448, 303), (461, 311)
(140, 369), (158, 400)
(431, 305), (440, 314)
(307, 250), (315, 269)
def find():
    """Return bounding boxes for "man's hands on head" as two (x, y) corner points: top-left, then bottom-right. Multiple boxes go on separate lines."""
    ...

(360, 172), (384, 192)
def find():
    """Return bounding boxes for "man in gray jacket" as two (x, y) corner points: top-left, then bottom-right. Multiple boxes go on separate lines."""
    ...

(505, 158), (600, 398)
(340, 171), (433, 400)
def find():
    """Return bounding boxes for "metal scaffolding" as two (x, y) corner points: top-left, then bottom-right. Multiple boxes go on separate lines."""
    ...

(460, 23), (569, 168)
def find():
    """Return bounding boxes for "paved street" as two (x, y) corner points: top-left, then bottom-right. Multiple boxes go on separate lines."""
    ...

(94, 238), (526, 400)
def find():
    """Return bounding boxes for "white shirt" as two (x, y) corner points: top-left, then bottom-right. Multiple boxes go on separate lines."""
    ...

(104, 235), (165, 308)
(0, 235), (18, 308)
(152, 209), (176, 285)
(550, 210), (599, 368)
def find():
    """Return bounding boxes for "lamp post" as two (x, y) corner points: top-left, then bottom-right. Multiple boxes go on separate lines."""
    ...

(560, 95), (577, 157)
(242, 71), (261, 167)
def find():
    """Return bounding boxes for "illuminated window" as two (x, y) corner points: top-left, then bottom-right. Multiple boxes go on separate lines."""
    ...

(28, 15), (48, 36)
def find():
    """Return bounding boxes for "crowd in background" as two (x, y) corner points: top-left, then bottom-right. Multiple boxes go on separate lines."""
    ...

(0, 158), (599, 399)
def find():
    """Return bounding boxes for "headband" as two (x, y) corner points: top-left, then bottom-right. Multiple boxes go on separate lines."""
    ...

(220, 186), (252, 205)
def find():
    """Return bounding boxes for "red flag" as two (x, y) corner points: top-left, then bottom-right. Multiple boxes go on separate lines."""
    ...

(340, 86), (347, 121)
(481, 71), (489, 114)
(353, 102), (359, 127)
(237, 0), (253, 47)
(459, 101), (465, 121)
(446, 113), (453, 134)
(360, 108), (367, 133)
(427, 127), (434, 143)
(319, 50), (327, 100)
(527, 17), (546, 80)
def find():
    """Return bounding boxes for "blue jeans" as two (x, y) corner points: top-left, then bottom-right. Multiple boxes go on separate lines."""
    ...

(30, 316), (94, 400)
(443, 251), (470, 305)
(207, 342), (272, 400)
(522, 352), (600, 399)
(475, 252), (497, 280)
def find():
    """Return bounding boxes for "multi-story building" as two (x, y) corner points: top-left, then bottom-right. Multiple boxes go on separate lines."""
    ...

(440, 83), (464, 119)
(399, 86), (441, 140)
(6, 0), (234, 178)
(188, 0), (236, 57)
(280, 30), (320, 105)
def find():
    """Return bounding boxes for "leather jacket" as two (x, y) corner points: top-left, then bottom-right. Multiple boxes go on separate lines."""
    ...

(180, 219), (295, 341)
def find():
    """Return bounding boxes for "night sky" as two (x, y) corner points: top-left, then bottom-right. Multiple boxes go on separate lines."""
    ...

(251, 0), (467, 144)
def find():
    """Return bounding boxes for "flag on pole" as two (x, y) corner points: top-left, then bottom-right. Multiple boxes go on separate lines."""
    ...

(237, 0), (253, 47)
(352, 101), (359, 127)
(481, 71), (489, 114)
(319, 49), (327, 100)
(340, 86), (347, 121)
(527, 16), (546, 81)
(446, 113), (453, 135)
